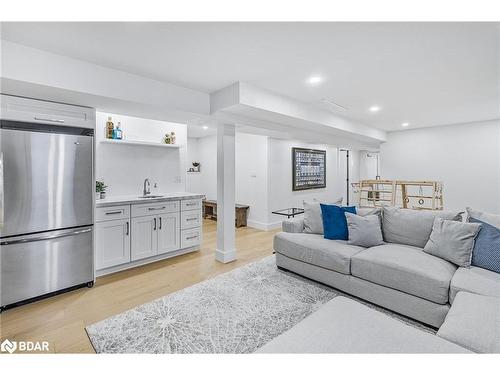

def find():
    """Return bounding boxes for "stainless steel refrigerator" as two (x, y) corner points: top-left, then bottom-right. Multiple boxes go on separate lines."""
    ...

(0, 120), (94, 311)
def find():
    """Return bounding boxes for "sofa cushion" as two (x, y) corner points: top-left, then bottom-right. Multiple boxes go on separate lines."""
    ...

(351, 244), (457, 304)
(437, 292), (500, 353)
(449, 266), (500, 303)
(257, 296), (470, 353)
(423, 218), (481, 267)
(303, 198), (343, 235)
(273, 232), (365, 274)
(466, 207), (500, 228)
(382, 206), (464, 248)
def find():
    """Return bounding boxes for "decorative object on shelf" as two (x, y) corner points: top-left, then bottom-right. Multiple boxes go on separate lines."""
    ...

(164, 131), (177, 144)
(113, 121), (123, 140)
(96, 180), (108, 200)
(106, 116), (114, 139)
(357, 179), (444, 210)
(292, 147), (326, 191)
(192, 161), (200, 172)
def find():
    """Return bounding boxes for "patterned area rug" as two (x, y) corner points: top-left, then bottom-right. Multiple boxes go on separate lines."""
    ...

(86, 255), (433, 353)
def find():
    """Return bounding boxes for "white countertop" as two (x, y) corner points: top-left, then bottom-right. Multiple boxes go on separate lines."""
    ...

(96, 192), (205, 208)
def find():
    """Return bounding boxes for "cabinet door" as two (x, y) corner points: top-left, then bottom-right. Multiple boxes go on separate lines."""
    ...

(95, 219), (130, 270)
(157, 212), (180, 255)
(131, 215), (158, 261)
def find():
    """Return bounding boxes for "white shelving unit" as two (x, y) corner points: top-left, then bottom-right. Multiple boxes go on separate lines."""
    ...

(100, 139), (182, 148)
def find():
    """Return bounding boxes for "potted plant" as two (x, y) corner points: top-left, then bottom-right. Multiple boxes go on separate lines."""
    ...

(192, 161), (200, 172)
(96, 180), (107, 199)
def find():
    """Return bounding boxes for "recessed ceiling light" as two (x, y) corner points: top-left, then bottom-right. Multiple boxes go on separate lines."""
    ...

(307, 75), (324, 86)
(369, 105), (381, 113)
(401, 122), (410, 127)
(202, 125), (209, 130)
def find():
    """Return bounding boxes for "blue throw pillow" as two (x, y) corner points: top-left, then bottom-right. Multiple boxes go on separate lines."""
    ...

(469, 217), (500, 273)
(320, 204), (357, 240)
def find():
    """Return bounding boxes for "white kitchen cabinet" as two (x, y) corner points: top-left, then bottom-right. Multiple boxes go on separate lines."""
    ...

(131, 215), (158, 261)
(95, 218), (130, 270)
(157, 212), (180, 255)
(0, 94), (95, 129)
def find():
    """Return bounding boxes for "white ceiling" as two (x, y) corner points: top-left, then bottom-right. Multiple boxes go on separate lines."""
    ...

(1, 22), (499, 131)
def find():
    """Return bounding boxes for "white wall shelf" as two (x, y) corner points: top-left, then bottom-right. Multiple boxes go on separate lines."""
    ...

(100, 139), (182, 148)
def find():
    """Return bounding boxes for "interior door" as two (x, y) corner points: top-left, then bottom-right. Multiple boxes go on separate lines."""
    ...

(1, 126), (93, 237)
(157, 212), (180, 255)
(131, 215), (158, 261)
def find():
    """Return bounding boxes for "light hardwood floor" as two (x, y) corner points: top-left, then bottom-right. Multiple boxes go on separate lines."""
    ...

(0, 220), (279, 353)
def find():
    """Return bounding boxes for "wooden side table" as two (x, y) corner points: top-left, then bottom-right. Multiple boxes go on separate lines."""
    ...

(203, 200), (250, 228)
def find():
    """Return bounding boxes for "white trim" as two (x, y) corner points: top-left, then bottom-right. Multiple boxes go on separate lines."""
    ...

(96, 246), (199, 277)
(247, 220), (282, 231)
(215, 248), (237, 263)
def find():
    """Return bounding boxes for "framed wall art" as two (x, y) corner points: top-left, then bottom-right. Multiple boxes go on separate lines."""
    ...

(292, 147), (326, 191)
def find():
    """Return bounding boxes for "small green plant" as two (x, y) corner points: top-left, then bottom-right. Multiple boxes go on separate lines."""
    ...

(96, 180), (107, 193)
(192, 161), (200, 167)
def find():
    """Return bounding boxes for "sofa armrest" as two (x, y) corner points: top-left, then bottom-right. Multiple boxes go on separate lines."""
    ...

(282, 218), (304, 233)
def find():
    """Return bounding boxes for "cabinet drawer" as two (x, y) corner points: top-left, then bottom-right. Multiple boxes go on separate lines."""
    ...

(181, 199), (202, 211)
(131, 200), (179, 218)
(0, 94), (95, 129)
(181, 228), (202, 248)
(96, 205), (130, 222)
(181, 209), (202, 229)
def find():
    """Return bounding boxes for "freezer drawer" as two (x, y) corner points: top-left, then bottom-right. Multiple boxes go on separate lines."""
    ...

(0, 226), (94, 307)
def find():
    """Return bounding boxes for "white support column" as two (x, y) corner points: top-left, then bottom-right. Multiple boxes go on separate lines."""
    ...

(215, 123), (237, 263)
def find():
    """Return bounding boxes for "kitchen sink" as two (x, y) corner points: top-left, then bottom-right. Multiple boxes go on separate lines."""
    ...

(138, 195), (164, 199)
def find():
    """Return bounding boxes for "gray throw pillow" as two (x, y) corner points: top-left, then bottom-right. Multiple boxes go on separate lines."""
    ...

(303, 197), (343, 234)
(423, 218), (481, 267)
(382, 206), (464, 248)
(467, 207), (500, 228)
(345, 212), (384, 248)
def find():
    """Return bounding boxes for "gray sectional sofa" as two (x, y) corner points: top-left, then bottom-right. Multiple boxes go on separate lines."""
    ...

(274, 207), (500, 328)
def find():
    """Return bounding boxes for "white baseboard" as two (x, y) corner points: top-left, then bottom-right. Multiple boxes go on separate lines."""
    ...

(247, 220), (282, 231)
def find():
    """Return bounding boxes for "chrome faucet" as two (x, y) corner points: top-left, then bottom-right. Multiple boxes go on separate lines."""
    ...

(143, 178), (151, 196)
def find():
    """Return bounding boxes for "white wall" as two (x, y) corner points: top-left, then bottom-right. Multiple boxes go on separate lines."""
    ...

(194, 132), (361, 230)
(96, 112), (187, 196)
(267, 139), (347, 227)
(380, 120), (500, 213)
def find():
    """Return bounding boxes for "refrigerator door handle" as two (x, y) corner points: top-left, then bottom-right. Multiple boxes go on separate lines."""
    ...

(33, 116), (65, 123)
(0, 228), (92, 246)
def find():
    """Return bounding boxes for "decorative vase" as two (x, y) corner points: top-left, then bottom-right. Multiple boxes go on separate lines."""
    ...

(164, 134), (171, 144)
(100, 191), (106, 199)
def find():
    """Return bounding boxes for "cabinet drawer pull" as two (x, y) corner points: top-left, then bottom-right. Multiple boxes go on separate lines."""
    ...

(148, 206), (166, 211)
(186, 203), (198, 206)
(105, 210), (123, 215)
(186, 235), (198, 240)
(186, 217), (198, 221)
(34, 116), (65, 123)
